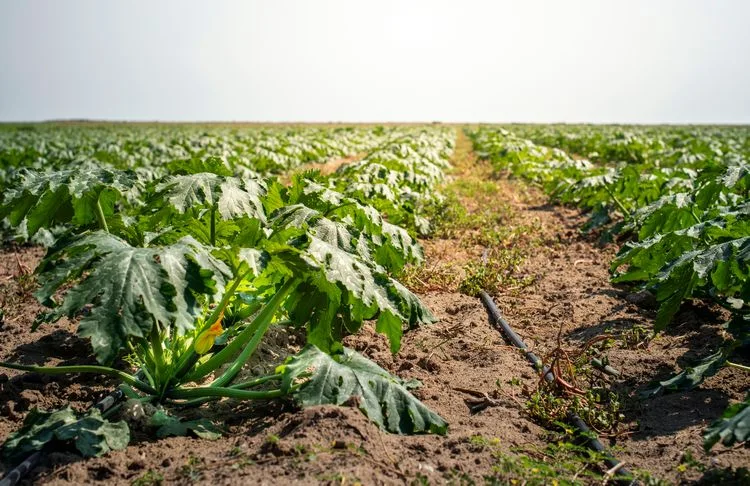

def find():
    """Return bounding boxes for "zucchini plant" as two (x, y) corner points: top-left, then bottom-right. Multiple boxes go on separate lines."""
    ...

(0, 136), (453, 462)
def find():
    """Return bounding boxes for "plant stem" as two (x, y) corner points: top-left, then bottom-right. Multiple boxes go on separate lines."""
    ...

(208, 320), (268, 388)
(171, 268), (255, 382)
(95, 196), (109, 233)
(603, 186), (631, 219)
(175, 374), (282, 407)
(0, 362), (157, 395)
(231, 373), (282, 389)
(726, 361), (750, 372)
(166, 385), (291, 401)
(690, 208), (702, 225)
(150, 324), (168, 395)
(210, 205), (216, 246)
(184, 278), (299, 384)
(204, 268), (255, 334)
(324, 201), (357, 217)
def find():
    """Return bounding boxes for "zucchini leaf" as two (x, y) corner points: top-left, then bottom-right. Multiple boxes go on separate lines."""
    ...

(149, 410), (222, 440)
(35, 231), (230, 364)
(0, 167), (137, 237)
(704, 395), (750, 450)
(1, 406), (129, 464)
(280, 345), (448, 435)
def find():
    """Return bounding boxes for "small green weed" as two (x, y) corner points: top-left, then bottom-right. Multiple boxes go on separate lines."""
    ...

(131, 470), (164, 486)
(525, 382), (624, 434)
(459, 248), (534, 296)
(177, 454), (204, 482)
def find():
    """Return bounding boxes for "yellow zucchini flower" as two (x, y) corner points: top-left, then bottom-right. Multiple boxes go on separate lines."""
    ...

(194, 311), (224, 355)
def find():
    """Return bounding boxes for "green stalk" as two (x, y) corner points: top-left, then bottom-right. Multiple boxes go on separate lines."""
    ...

(204, 268), (255, 334)
(0, 362), (157, 395)
(209, 205), (216, 246)
(324, 201), (357, 217)
(175, 374), (282, 407)
(140, 352), (157, 387)
(690, 208), (702, 225)
(230, 373), (282, 389)
(184, 278), (299, 384)
(95, 196), (110, 233)
(127, 341), (156, 387)
(119, 383), (141, 399)
(207, 318), (269, 388)
(171, 268), (255, 382)
(149, 325), (169, 395)
(166, 385), (292, 401)
(603, 186), (631, 219)
(726, 361), (750, 372)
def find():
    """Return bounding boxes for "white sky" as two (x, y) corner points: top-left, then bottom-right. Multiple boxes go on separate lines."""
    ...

(1, 0), (748, 123)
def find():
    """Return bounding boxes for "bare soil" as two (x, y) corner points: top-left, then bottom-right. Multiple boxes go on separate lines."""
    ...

(280, 153), (364, 185)
(1, 137), (748, 484)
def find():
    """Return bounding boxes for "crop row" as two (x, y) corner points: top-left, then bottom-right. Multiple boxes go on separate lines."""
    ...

(0, 128), (455, 463)
(0, 125), (412, 186)
(469, 126), (749, 450)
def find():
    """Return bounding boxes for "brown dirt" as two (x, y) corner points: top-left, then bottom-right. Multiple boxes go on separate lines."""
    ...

(494, 201), (750, 481)
(280, 153), (364, 185)
(0, 245), (118, 443)
(1, 133), (748, 484)
(306, 153), (364, 177)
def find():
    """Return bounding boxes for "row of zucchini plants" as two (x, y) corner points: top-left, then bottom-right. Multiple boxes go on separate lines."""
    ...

(0, 124), (405, 188)
(0, 128), (454, 464)
(469, 126), (749, 451)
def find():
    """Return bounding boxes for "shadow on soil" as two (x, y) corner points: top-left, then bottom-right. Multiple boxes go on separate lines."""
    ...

(6, 329), (91, 366)
(628, 388), (731, 441)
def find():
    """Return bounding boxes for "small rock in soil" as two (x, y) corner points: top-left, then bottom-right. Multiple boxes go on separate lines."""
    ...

(1, 400), (20, 420)
(19, 389), (40, 405)
(417, 357), (441, 372)
(445, 305), (460, 315)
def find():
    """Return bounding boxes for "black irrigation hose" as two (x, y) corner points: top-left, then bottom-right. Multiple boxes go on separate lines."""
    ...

(479, 290), (636, 483)
(0, 388), (125, 486)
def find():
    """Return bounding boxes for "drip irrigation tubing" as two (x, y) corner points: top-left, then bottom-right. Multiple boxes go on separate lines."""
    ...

(0, 388), (125, 486)
(479, 290), (637, 484)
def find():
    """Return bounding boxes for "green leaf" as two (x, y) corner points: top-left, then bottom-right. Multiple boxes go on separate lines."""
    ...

(297, 235), (433, 352)
(153, 172), (267, 222)
(376, 310), (402, 354)
(165, 155), (235, 177)
(704, 395), (750, 450)
(641, 349), (727, 398)
(55, 410), (130, 457)
(0, 167), (136, 236)
(1, 406), (129, 463)
(2, 407), (75, 462)
(274, 204), (364, 259)
(652, 237), (750, 329)
(280, 345), (448, 435)
(654, 263), (699, 330)
(287, 177), (423, 271)
(149, 410), (222, 440)
(35, 232), (230, 364)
